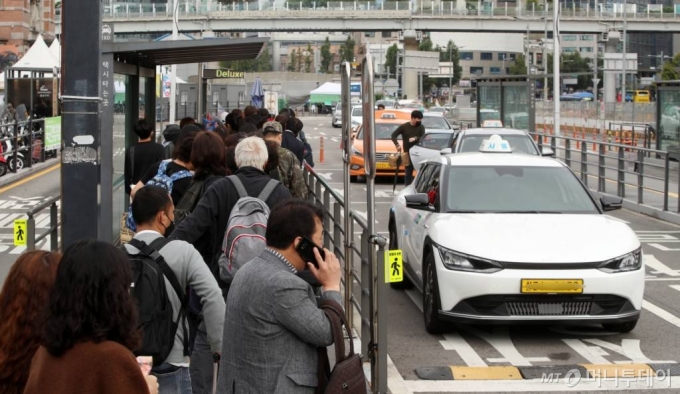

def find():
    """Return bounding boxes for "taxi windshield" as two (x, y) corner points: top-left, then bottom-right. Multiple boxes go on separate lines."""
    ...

(352, 107), (363, 117)
(422, 116), (450, 130)
(419, 133), (453, 150)
(459, 135), (538, 155)
(446, 166), (598, 214)
(357, 122), (400, 140)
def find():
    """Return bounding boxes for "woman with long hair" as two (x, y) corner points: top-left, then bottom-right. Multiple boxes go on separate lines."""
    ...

(24, 239), (157, 394)
(0, 251), (61, 394)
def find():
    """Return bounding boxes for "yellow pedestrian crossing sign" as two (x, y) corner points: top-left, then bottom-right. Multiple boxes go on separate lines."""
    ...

(14, 219), (27, 246)
(385, 249), (403, 283)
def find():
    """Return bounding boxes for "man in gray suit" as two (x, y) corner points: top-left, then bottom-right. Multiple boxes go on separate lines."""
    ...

(218, 199), (342, 393)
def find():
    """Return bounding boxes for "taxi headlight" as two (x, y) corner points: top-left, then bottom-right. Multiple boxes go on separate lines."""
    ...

(598, 249), (642, 273)
(351, 146), (362, 157)
(435, 245), (502, 273)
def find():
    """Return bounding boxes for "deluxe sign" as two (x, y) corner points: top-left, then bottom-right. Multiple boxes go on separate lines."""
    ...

(203, 69), (245, 79)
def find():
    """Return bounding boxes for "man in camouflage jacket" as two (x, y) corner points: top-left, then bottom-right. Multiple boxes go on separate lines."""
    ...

(263, 121), (308, 199)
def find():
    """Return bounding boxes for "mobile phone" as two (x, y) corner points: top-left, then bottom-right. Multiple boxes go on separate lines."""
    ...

(296, 236), (325, 268)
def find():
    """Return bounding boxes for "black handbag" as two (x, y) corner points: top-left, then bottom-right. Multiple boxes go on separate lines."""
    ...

(316, 300), (367, 394)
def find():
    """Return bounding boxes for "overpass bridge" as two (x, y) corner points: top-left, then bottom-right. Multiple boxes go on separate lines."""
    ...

(103, 1), (680, 34)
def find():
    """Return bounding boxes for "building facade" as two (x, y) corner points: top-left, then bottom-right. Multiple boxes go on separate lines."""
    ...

(0, 0), (57, 60)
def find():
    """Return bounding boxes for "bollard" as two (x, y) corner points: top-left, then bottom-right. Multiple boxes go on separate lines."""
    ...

(319, 136), (325, 163)
(592, 136), (597, 152)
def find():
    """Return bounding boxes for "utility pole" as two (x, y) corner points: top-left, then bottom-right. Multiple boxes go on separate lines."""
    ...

(61, 0), (103, 247)
(543, 0), (548, 101)
(169, 0), (178, 124)
(620, 0), (627, 102)
(553, 0), (560, 136)
(448, 44), (453, 106)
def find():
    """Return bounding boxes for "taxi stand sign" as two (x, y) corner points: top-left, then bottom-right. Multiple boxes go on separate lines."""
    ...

(479, 135), (512, 153)
(385, 249), (403, 283)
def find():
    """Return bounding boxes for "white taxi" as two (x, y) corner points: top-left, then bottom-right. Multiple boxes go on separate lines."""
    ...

(388, 136), (644, 334)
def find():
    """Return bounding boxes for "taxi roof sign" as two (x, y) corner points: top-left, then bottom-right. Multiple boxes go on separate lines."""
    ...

(479, 135), (512, 153)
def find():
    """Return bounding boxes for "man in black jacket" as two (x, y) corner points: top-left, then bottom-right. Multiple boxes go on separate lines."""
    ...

(170, 136), (291, 394)
(275, 113), (305, 165)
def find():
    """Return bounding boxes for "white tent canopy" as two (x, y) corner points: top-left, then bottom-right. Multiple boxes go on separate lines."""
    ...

(310, 82), (341, 95)
(49, 38), (60, 62)
(11, 35), (59, 72)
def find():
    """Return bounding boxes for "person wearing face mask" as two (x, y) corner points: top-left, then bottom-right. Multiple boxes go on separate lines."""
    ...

(125, 186), (225, 394)
(391, 110), (425, 186)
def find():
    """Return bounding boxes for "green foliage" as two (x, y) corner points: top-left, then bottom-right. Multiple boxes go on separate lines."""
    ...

(509, 54), (528, 75)
(287, 49), (298, 72)
(304, 43), (314, 73)
(339, 35), (356, 63)
(320, 37), (332, 73)
(219, 45), (272, 73)
(385, 43), (399, 77)
(440, 40), (462, 86)
(546, 52), (594, 90)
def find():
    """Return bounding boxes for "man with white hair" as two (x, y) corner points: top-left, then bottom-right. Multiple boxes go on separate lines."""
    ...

(170, 136), (291, 394)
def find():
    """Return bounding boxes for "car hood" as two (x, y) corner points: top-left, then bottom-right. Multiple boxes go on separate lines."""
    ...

(430, 214), (640, 263)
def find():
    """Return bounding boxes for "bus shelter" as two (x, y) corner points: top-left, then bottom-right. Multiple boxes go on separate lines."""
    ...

(474, 76), (534, 131)
(656, 80), (680, 160)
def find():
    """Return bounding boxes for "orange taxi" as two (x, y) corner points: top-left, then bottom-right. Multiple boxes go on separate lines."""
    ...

(349, 110), (410, 181)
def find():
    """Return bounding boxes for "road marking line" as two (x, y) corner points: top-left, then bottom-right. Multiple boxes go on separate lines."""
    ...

(387, 355), (411, 394)
(450, 366), (523, 380)
(642, 300), (680, 328)
(644, 255), (679, 277)
(646, 277), (680, 281)
(562, 339), (611, 364)
(649, 243), (680, 252)
(0, 163), (61, 194)
(440, 334), (487, 367)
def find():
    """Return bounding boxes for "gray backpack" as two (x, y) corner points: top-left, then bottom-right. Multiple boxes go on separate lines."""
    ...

(218, 175), (279, 284)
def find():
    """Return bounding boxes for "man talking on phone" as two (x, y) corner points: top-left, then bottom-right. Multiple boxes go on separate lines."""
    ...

(218, 199), (342, 393)
(391, 110), (425, 186)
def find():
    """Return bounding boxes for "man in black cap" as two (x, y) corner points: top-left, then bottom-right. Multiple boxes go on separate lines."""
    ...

(391, 110), (425, 186)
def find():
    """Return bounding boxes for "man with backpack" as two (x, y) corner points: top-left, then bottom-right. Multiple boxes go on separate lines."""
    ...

(124, 186), (225, 394)
(125, 118), (166, 196)
(170, 136), (291, 394)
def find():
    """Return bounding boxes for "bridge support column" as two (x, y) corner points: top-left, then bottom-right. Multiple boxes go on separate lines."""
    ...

(272, 41), (282, 72)
(401, 31), (420, 100)
(602, 31), (621, 103)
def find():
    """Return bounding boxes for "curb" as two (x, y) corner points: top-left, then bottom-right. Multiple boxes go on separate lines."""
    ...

(415, 363), (680, 381)
(0, 159), (60, 189)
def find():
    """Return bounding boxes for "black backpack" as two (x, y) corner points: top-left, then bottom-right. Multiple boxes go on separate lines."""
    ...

(126, 238), (190, 367)
(172, 175), (217, 229)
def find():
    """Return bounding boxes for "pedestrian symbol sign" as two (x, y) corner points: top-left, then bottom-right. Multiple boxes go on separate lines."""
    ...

(385, 249), (403, 283)
(14, 219), (27, 246)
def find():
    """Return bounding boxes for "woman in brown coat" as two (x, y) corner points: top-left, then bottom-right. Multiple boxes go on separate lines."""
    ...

(0, 251), (61, 394)
(23, 239), (157, 394)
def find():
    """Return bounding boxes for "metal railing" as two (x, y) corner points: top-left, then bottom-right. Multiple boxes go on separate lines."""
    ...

(102, 0), (680, 19)
(533, 132), (679, 213)
(26, 195), (61, 251)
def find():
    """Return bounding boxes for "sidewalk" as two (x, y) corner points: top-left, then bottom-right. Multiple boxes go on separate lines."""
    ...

(0, 158), (60, 189)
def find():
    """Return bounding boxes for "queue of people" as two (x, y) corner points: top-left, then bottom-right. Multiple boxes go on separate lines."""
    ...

(0, 106), (351, 394)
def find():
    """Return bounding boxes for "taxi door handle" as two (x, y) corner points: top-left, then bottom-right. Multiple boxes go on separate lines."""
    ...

(411, 152), (420, 156)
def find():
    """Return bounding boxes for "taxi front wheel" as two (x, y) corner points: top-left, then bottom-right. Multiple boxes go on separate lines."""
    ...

(423, 253), (446, 334)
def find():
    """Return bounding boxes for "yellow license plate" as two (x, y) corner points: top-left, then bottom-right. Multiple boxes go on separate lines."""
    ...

(376, 162), (392, 170)
(521, 279), (584, 294)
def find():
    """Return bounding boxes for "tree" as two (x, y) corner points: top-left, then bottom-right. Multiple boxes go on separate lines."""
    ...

(296, 48), (303, 72)
(418, 37), (434, 52)
(287, 49), (298, 72)
(661, 53), (680, 81)
(339, 35), (356, 63)
(320, 37), (332, 73)
(440, 40), (462, 86)
(385, 44), (399, 78)
(219, 45), (272, 72)
(304, 43), (314, 73)
(509, 54), (528, 75)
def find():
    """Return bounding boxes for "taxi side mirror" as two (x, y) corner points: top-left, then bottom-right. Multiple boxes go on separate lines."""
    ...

(405, 193), (432, 210)
(440, 148), (452, 155)
(541, 147), (555, 157)
(600, 196), (622, 211)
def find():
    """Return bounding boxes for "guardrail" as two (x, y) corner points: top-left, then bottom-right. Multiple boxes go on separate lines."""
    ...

(533, 132), (679, 213)
(26, 195), (61, 251)
(102, 0), (680, 19)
